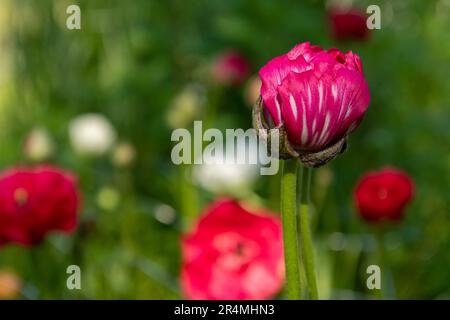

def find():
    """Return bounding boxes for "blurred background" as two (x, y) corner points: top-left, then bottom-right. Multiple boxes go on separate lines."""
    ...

(0, 0), (449, 299)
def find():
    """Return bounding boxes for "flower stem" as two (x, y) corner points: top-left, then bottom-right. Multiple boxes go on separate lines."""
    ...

(375, 228), (387, 299)
(299, 165), (319, 300)
(280, 159), (301, 299)
(179, 164), (199, 230)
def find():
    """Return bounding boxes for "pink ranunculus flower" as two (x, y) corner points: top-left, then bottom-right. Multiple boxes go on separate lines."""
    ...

(253, 42), (371, 167)
(181, 199), (284, 300)
(212, 50), (251, 86)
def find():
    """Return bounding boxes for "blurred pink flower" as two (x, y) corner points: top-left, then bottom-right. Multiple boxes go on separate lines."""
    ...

(328, 7), (370, 42)
(0, 165), (80, 247)
(256, 42), (370, 166)
(181, 199), (284, 300)
(212, 50), (250, 85)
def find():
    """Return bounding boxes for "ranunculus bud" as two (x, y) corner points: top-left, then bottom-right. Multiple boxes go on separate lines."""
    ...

(23, 127), (55, 162)
(181, 199), (284, 300)
(69, 113), (116, 157)
(0, 165), (80, 246)
(354, 167), (414, 222)
(328, 6), (370, 42)
(0, 269), (22, 299)
(254, 42), (370, 167)
(212, 50), (250, 86)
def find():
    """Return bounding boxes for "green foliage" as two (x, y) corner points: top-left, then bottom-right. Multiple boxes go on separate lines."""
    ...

(0, 0), (448, 299)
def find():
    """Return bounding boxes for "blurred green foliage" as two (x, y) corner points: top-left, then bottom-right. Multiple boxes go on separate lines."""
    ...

(0, 0), (448, 299)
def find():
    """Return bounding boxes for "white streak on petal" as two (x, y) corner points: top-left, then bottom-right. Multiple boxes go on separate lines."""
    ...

(318, 82), (323, 111)
(344, 106), (352, 120)
(289, 94), (298, 121)
(338, 91), (346, 120)
(311, 133), (318, 147)
(301, 107), (308, 145)
(275, 98), (282, 122)
(307, 84), (312, 108)
(318, 112), (331, 146)
(332, 84), (338, 103)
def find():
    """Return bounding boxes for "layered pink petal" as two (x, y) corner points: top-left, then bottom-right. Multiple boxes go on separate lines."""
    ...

(276, 66), (369, 151)
(259, 43), (315, 125)
(181, 199), (284, 300)
(258, 42), (370, 152)
(0, 166), (80, 246)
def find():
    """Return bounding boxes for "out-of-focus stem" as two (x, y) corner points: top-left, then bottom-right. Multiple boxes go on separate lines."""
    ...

(375, 229), (387, 299)
(179, 164), (199, 230)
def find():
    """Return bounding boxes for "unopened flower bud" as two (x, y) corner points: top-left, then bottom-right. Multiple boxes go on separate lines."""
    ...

(254, 42), (370, 167)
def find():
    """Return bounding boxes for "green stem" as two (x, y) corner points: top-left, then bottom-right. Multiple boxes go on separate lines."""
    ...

(179, 164), (199, 230)
(280, 159), (301, 299)
(299, 165), (319, 300)
(375, 229), (386, 299)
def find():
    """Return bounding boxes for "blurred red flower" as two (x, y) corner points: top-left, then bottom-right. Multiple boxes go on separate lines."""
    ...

(328, 7), (370, 42)
(181, 199), (284, 300)
(0, 165), (80, 246)
(354, 167), (414, 222)
(212, 50), (250, 85)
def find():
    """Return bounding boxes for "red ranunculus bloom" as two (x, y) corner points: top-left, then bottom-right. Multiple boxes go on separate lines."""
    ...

(181, 199), (284, 300)
(0, 166), (80, 246)
(354, 168), (414, 222)
(256, 42), (370, 166)
(212, 50), (250, 85)
(328, 7), (370, 42)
